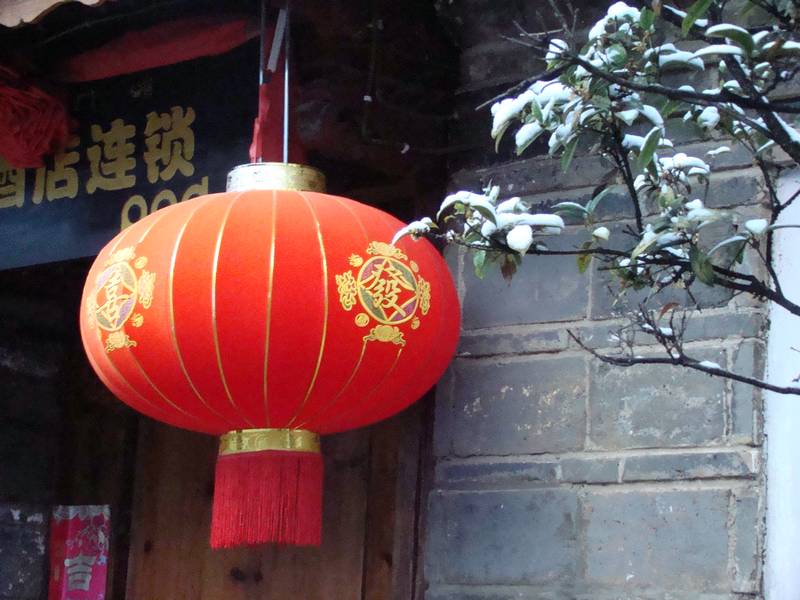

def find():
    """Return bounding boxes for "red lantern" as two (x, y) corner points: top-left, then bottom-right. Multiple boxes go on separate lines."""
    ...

(79, 163), (459, 548)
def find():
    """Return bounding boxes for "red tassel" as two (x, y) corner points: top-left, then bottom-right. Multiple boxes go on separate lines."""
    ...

(210, 449), (323, 548)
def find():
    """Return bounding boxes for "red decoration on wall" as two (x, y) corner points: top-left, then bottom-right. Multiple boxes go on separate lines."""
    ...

(56, 15), (259, 82)
(79, 181), (460, 547)
(0, 66), (69, 168)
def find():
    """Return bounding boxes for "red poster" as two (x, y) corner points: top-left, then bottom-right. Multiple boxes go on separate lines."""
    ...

(48, 505), (110, 600)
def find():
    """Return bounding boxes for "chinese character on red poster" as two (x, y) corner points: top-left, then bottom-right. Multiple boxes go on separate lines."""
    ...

(48, 505), (110, 600)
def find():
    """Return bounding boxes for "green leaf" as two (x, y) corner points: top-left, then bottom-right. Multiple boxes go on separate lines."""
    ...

(637, 126), (661, 172)
(561, 137), (579, 172)
(473, 250), (488, 279)
(682, 0), (713, 35)
(640, 7), (656, 29)
(493, 122), (511, 152)
(607, 44), (628, 66)
(553, 201), (589, 220)
(586, 187), (613, 215)
(576, 241), (593, 273)
(689, 245), (716, 285)
(704, 24), (755, 55)
(659, 98), (682, 119)
(531, 97), (544, 123)
(472, 204), (497, 224)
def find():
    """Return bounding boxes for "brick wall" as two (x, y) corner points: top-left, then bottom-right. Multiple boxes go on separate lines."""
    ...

(422, 2), (766, 598)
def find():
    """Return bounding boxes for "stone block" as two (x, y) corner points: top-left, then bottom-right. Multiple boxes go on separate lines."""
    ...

(730, 340), (764, 445)
(622, 450), (758, 482)
(584, 490), (730, 590)
(704, 169), (763, 209)
(443, 356), (586, 456)
(732, 493), (761, 594)
(425, 489), (579, 584)
(435, 457), (559, 487)
(589, 352), (726, 449)
(560, 456), (620, 484)
(458, 327), (568, 357)
(461, 231), (590, 328)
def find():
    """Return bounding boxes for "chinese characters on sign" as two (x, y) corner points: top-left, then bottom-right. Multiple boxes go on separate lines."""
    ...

(0, 106), (207, 231)
(48, 505), (110, 600)
(0, 44), (256, 270)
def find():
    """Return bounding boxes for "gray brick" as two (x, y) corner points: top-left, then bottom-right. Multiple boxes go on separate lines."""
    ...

(732, 493), (761, 594)
(436, 458), (559, 487)
(683, 311), (765, 343)
(458, 327), (568, 357)
(560, 457), (620, 484)
(704, 169), (763, 209)
(425, 489), (579, 584)
(462, 231), (590, 328)
(730, 340), (765, 445)
(434, 366), (456, 457)
(589, 353), (726, 449)
(443, 356), (586, 456)
(622, 450), (757, 482)
(584, 490), (730, 590)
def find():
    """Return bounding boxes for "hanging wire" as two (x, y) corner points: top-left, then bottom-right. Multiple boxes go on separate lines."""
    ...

(283, 0), (291, 164)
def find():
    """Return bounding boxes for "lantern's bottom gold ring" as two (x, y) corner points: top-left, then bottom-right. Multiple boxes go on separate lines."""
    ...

(218, 428), (320, 456)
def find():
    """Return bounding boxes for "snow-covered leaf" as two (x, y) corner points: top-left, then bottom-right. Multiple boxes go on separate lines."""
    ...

(691, 44), (745, 59)
(392, 218), (436, 244)
(745, 218), (769, 236)
(515, 122), (544, 155)
(592, 226), (611, 241)
(704, 23), (755, 55)
(506, 224), (534, 254)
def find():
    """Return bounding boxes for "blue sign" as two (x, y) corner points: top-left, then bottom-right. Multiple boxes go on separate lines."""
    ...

(0, 42), (257, 270)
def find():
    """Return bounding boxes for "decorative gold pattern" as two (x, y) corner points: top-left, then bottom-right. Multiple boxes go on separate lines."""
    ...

(367, 241), (407, 260)
(91, 245), (155, 352)
(418, 277), (431, 315)
(364, 324), (406, 346)
(334, 240), (432, 345)
(138, 270), (156, 308)
(106, 246), (136, 266)
(336, 272), (358, 311)
(105, 330), (136, 352)
(218, 428), (320, 456)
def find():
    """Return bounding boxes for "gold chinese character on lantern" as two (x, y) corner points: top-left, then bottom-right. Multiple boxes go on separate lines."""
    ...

(143, 106), (196, 183)
(0, 157), (25, 210)
(86, 119), (136, 193)
(33, 135), (80, 203)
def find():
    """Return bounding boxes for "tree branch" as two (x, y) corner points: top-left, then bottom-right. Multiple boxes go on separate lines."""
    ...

(568, 330), (800, 395)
